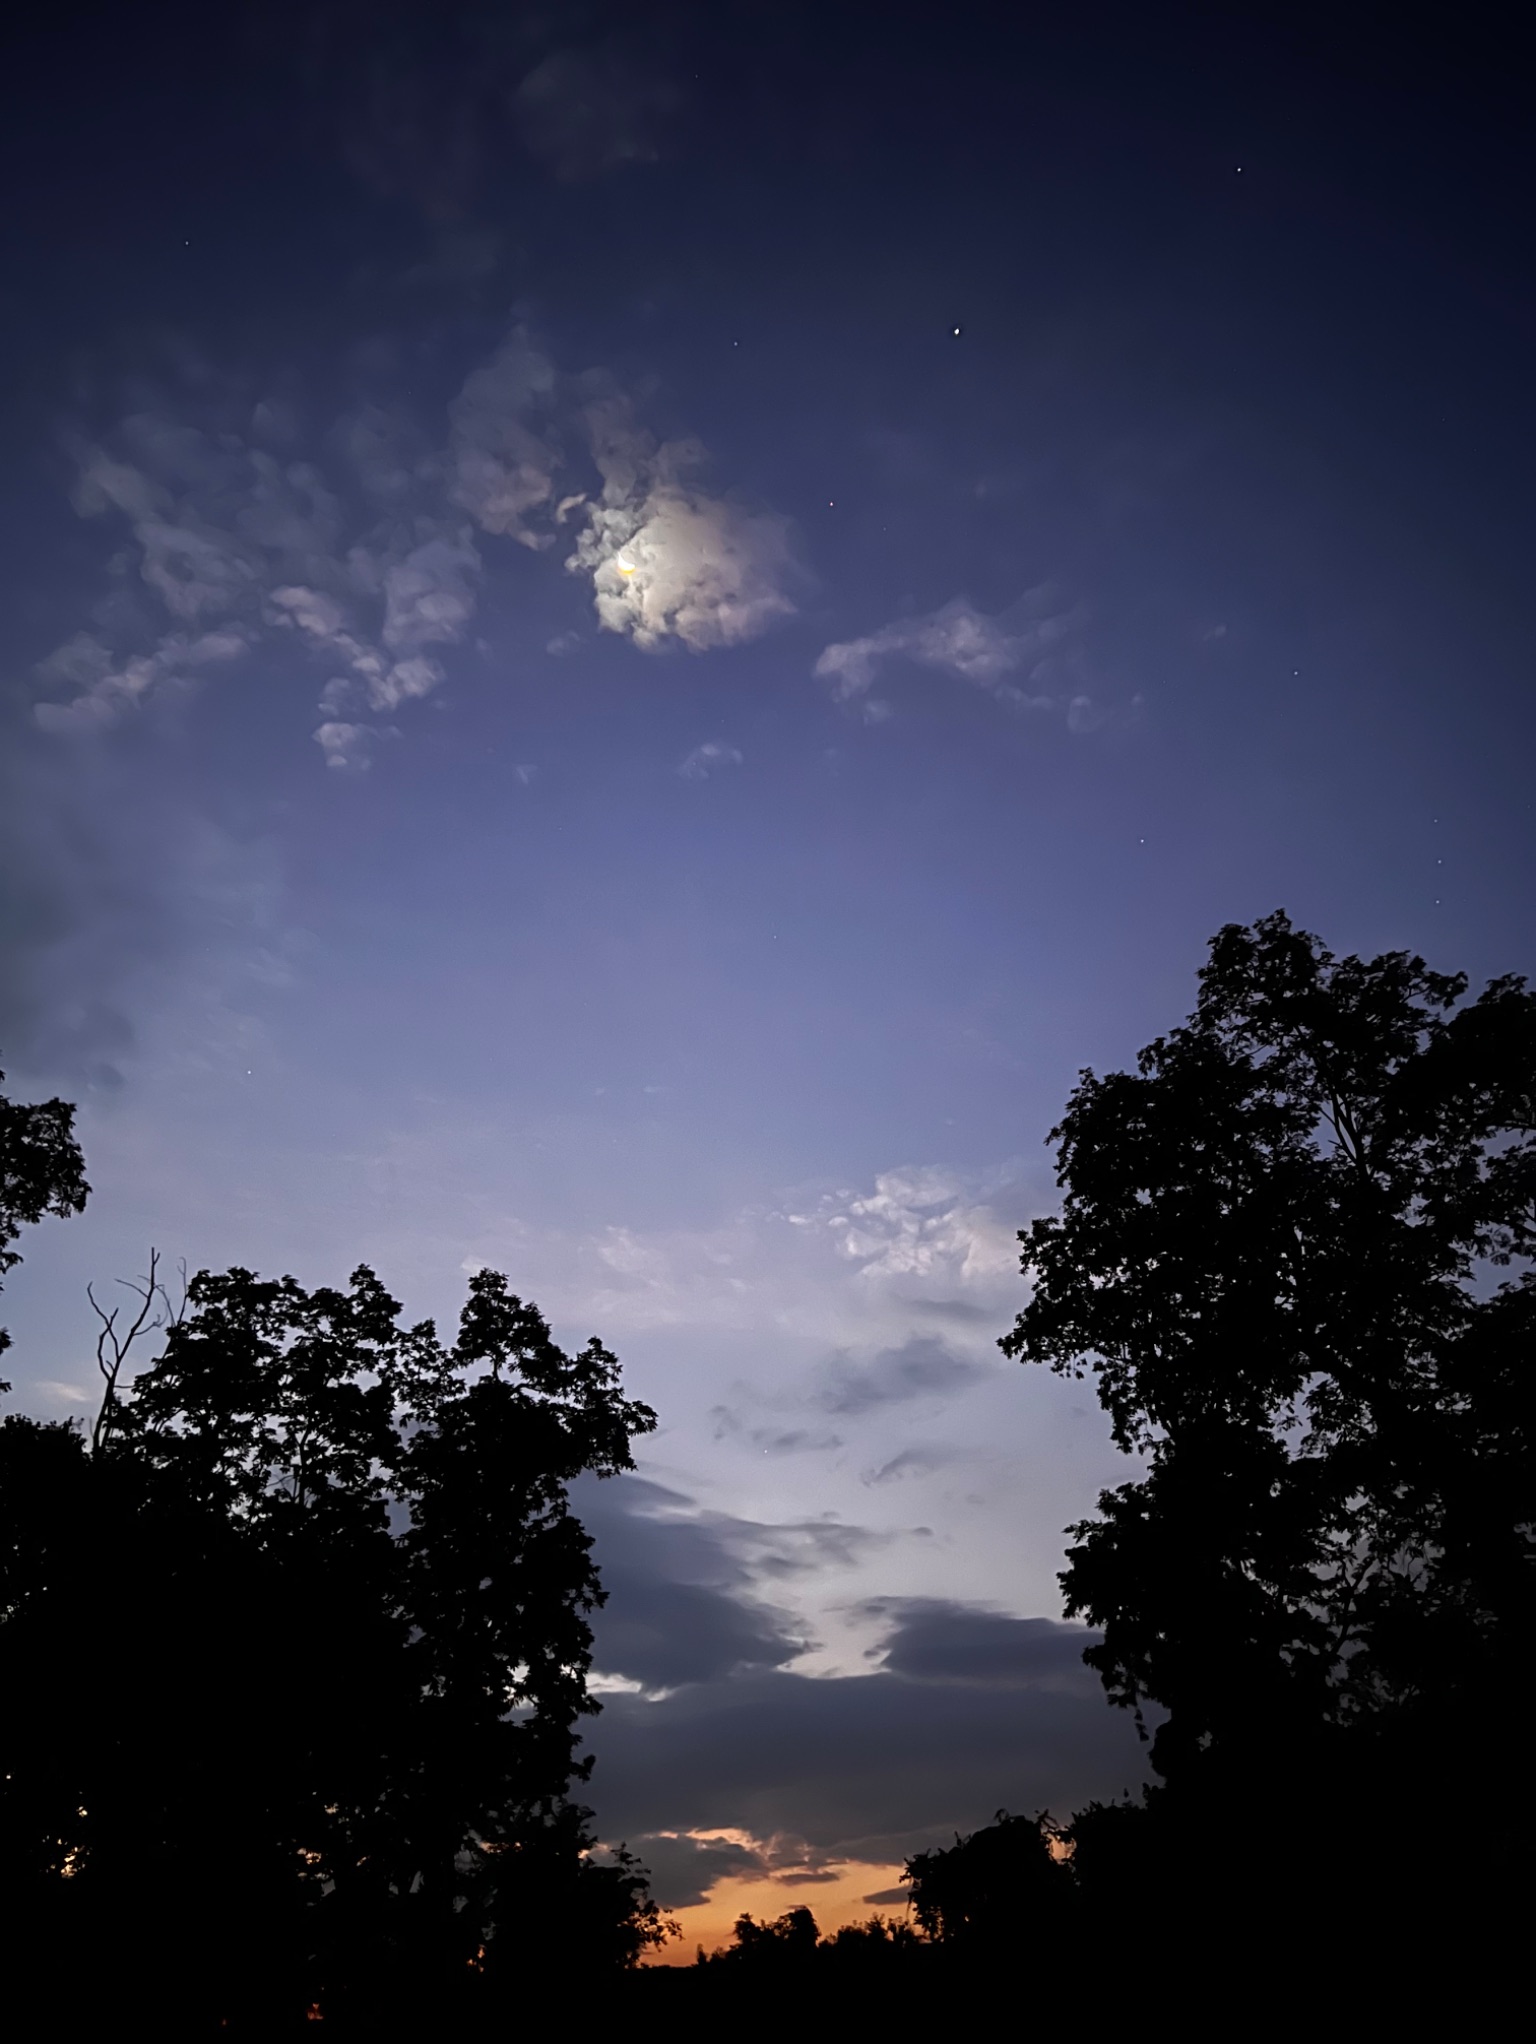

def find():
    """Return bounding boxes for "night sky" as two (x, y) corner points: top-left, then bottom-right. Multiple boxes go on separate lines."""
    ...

(3, 2), (1532, 1949)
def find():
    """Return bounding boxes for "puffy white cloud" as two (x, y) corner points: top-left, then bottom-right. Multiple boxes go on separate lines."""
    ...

(814, 593), (1081, 717)
(313, 720), (380, 772)
(815, 1166), (1019, 1284)
(678, 741), (744, 780)
(382, 534), (480, 654)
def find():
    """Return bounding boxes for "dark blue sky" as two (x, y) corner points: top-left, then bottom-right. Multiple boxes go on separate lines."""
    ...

(2, 0), (1531, 1942)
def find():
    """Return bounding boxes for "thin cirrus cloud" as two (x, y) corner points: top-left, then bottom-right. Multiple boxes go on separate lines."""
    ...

(30, 328), (799, 764)
(814, 592), (1091, 723)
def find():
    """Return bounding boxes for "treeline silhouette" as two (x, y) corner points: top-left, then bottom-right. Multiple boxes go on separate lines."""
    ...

(2, 910), (1531, 2027)
(0, 1119), (665, 2032)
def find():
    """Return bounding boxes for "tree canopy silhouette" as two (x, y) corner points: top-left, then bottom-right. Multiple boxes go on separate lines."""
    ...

(0, 1068), (87, 1373)
(1002, 913), (1535, 1850)
(0, 1078), (666, 2027)
(903, 1809), (1070, 1951)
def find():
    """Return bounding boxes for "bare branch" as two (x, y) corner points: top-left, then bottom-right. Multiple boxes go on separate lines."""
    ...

(89, 1247), (174, 1455)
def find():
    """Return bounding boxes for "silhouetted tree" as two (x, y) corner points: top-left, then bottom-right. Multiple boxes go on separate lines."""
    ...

(0, 1069), (88, 1373)
(903, 1810), (1071, 1952)
(0, 1136), (667, 2028)
(713, 1903), (822, 1967)
(1003, 913), (1535, 1936)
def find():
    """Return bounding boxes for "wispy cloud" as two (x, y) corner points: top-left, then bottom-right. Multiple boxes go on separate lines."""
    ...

(678, 741), (744, 780)
(33, 627), (251, 735)
(814, 592), (1089, 722)
(820, 1336), (990, 1416)
(35, 400), (482, 756)
(512, 42), (681, 183)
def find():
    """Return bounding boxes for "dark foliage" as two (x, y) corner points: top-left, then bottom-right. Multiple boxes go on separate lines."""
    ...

(0, 1077), (666, 2031)
(6, 905), (1533, 2023)
(904, 1808), (1071, 1949)
(1001, 912), (1535, 1951)
(0, 1069), (87, 1373)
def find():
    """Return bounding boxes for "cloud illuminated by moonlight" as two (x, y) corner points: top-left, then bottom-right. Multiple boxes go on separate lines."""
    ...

(567, 406), (798, 652)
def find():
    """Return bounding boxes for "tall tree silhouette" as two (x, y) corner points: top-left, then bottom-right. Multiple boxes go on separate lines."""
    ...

(0, 1122), (666, 2029)
(1002, 913), (1535, 1926)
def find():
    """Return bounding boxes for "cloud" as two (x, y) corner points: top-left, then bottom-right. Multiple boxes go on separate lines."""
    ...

(573, 1479), (1148, 1883)
(36, 402), (474, 749)
(814, 593), (1085, 719)
(313, 720), (385, 772)
(710, 1407), (844, 1457)
(861, 1444), (962, 1486)
(34, 327), (793, 759)
(447, 329), (562, 548)
(614, 1831), (769, 1910)
(451, 1159), (1032, 1364)
(575, 1472), (916, 1698)
(585, 1651), (1146, 1873)
(380, 535), (481, 670)
(821, 1336), (990, 1416)
(864, 1600), (1104, 1690)
(512, 43), (681, 183)
(678, 742), (743, 780)
(33, 628), (251, 734)
(569, 400), (797, 652)
(575, 1475), (807, 1693)
(814, 1167), (1019, 1285)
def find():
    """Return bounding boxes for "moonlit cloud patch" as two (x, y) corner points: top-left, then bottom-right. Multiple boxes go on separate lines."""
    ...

(34, 326), (797, 758)
(572, 489), (797, 652)
(567, 402), (797, 652)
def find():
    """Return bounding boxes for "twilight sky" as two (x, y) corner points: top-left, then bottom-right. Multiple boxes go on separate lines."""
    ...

(3, 1), (1532, 1951)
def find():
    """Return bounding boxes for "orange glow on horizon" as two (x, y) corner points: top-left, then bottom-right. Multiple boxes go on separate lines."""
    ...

(643, 1852), (911, 1966)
